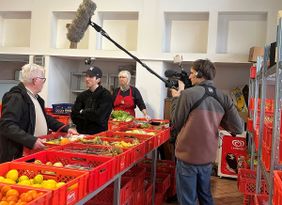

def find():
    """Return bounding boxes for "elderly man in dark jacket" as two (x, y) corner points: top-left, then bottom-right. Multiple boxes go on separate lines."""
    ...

(0, 63), (77, 163)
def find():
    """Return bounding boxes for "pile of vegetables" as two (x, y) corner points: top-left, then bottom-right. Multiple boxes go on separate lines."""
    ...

(111, 110), (134, 122)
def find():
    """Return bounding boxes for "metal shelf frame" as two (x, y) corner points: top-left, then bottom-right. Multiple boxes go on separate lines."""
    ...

(76, 148), (158, 205)
(250, 18), (282, 205)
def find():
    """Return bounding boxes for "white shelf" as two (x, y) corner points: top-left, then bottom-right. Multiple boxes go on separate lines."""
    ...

(0, 11), (31, 48)
(216, 12), (267, 54)
(164, 12), (209, 53)
(97, 12), (139, 51)
(51, 11), (89, 49)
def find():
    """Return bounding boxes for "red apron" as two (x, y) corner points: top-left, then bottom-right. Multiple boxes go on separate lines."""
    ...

(113, 87), (135, 116)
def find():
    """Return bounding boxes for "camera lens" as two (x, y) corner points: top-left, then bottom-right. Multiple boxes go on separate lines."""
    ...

(84, 58), (91, 65)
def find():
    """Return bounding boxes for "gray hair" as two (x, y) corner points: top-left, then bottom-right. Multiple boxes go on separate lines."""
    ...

(20, 63), (45, 83)
(118, 70), (131, 85)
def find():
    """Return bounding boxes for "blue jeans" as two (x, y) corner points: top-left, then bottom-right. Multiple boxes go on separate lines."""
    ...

(176, 159), (214, 205)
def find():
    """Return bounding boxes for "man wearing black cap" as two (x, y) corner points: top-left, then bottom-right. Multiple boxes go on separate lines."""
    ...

(71, 66), (113, 134)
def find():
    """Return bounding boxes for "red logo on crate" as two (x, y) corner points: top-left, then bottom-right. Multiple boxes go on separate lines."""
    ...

(67, 191), (76, 204)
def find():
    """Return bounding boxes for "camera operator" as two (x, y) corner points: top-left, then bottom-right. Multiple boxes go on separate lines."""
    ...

(170, 59), (244, 205)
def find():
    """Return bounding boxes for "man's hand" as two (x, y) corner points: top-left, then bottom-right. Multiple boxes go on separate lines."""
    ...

(33, 138), (46, 150)
(178, 80), (185, 91)
(68, 128), (79, 135)
(171, 80), (185, 97)
(144, 114), (151, 121)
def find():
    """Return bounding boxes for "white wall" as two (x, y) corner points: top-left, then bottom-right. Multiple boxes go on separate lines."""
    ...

(45, 56), (80, 107)
(135, 60), (166, 118)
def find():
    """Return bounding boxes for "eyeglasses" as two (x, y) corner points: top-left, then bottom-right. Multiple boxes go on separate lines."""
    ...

(34, 77), (46, 82)
(119, 76), (127, 78)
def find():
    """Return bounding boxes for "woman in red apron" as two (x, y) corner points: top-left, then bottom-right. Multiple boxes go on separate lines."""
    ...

(113, 70), (150, 119)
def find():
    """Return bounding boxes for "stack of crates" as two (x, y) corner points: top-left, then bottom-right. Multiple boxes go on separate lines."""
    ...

(237, 168), (268, 205)
(123, 166), (146, 205)
(85, 176), (133, 205)
(137, 159), (176, 205)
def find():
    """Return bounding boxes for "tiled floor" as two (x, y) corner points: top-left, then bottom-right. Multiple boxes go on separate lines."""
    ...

(163, 176), (244, 205)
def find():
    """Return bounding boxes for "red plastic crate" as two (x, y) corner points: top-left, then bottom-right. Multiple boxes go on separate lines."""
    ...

(138, 158), (176, 197)
(14, 150), (115, 193)
(123, 166), (146, 192)
(132, 118), (170, 130)
(0, 162), (88, 205)
(23, 132), (68, 155)
(243, 194), (255, 205)
(86, 177), (133, 205)
(0, 182), (52, 205)
(80, 136), (146, 162)
(45, 107), (53, 114)
(138, 158), (176, 175)
(132, 186), (145, 205)
(52, 115), (70, 124)
(247, 118), (254, 132)
(130, 118), (171, 145)
(155, 192), (165, 205)
(250, 65), (256, 79)
(249, 98), (274, 113)
(94, 131), (156, 153)
(254, 129), (259, 152)
(144, 183), (153, 205)
(238, 168), (268, 195)
(262, 144), (271, 171)
(113, 128), (162, 149)
(263, 122), (272, 149)
(273, 171), (282, 205)
(145, 172), (171, 193)
(254, 194), (269, 205)
(50, 143), (132, 174)
(108, 119), (134, 131)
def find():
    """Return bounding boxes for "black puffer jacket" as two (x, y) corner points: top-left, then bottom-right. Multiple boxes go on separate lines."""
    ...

(71, 86), (113, 134)
(0, 83), (68, 163)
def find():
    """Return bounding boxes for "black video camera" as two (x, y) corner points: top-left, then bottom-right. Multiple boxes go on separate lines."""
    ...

(165, 69), (192, 89)
(84, 57), (95, 65)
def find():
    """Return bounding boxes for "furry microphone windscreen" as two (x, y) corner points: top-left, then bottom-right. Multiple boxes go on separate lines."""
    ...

(67, 0), (97, 43)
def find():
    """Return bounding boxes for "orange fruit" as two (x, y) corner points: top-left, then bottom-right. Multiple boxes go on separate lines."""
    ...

(25, 190), (37, 200)
(8, 201), (16, 205)
(6, 195), (18, 202)
(1, 185), (11, 195)
(15, 202), (26, 205)
(5, 189), (19, 197)
(19, 193), (32, 203)
(35, 192), (44, 199)
(60, 138), (70, 145)
(0, 201), (9, 205)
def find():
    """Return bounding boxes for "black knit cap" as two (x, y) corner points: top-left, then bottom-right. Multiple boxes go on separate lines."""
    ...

(84, 66), (102, 78)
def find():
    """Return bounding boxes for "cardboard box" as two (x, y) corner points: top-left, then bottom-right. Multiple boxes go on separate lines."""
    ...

(248, 47), (264, 62)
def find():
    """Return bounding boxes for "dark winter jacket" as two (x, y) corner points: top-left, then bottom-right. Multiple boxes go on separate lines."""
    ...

(171, 80), (244, 165)
(71, 86), (113, 134)
(0, 83), (68, 163)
